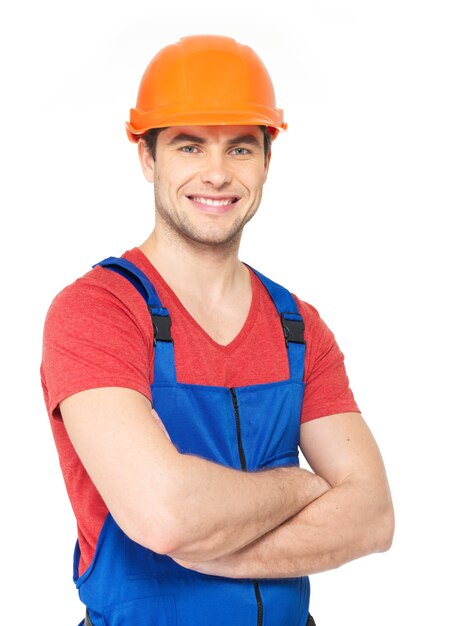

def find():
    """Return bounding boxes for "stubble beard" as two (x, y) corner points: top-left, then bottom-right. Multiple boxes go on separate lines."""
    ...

(154, 185), (257, 251)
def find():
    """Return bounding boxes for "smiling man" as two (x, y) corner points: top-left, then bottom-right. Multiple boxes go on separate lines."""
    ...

(41, 35), (394, 626)
(140, 125), (269, 249)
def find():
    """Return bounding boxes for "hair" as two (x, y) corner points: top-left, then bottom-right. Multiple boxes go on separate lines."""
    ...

(141, 125), (273, 162)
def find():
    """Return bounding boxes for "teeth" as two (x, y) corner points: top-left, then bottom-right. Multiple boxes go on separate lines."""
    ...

(192, 197), (234, 206)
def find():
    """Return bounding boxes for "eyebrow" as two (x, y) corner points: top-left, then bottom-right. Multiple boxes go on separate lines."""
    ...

(166, 132), (262, 148)
(166, 133), (205, 146)
(227, 134), (262, 148)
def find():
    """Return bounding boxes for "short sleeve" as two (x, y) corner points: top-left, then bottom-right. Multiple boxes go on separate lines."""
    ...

(41, 267), (154, 420)
(294, 298), (360, 423)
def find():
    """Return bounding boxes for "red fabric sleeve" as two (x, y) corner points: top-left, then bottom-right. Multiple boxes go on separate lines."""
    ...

(41, 267), (154, 420)
(293, 297), (360, 423)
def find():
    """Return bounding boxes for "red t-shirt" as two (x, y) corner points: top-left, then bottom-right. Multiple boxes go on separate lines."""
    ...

(41, 248), (359, 575)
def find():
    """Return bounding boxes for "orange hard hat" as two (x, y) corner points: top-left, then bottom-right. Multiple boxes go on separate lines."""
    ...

(126, 35), (287, 143)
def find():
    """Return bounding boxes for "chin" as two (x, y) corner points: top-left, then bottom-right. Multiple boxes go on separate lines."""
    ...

(180, 220), (246, 248)
(183, 227), (242, 248)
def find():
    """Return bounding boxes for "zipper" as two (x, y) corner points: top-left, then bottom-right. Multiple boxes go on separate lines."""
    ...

(230, 387), (248, 471)
(230, 388), (264, 626)
(253, 580), (263, 626)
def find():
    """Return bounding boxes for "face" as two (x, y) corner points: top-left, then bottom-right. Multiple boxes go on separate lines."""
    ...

(138, 125), (271, 249)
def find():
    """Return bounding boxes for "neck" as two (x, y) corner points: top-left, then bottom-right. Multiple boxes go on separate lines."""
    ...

(139, 227), (248, 303)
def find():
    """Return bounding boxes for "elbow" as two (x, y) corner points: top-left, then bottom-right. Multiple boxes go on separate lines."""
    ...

(136, 509), (220, 563)
(374, 502), (395, 553)
(141, 518), (183, 556)
(114, 499), (188, 556)
(127, 512), (187, 556)
(118, 465), (194, 555)
(107, 460), (210, 559)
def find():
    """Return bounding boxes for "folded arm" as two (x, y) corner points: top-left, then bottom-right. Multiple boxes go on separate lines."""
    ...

(172, 412), (394, 578)
(60, 387), (329, 562)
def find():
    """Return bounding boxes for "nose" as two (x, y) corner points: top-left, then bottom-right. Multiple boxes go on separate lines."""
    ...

(199, 149), (232, 188)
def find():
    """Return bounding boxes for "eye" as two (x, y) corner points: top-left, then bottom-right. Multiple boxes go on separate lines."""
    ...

(231, 147), (251, 156)
(180, 145), (200, 153)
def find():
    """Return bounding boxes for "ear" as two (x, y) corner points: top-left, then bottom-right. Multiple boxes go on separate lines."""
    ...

(137, 139), (155, 182)
(262, 150), (272, 183)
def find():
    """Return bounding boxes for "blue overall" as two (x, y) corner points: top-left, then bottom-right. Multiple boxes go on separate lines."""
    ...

(73, 257), (312, 626)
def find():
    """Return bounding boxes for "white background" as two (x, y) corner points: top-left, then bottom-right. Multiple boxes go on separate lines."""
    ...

(1, 1), (471, 624)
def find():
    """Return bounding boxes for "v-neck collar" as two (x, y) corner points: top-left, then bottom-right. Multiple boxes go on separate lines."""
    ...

(125, 248), (261, 353)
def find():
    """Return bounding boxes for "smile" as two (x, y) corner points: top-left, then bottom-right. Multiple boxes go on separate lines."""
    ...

(188, 196), (239, 207)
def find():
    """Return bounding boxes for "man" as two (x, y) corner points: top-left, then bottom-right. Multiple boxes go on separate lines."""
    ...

(41, 35), (394, 626)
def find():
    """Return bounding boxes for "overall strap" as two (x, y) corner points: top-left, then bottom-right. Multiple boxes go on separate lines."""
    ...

(246, 265), (306, 383)
(93, 257), (177, 384)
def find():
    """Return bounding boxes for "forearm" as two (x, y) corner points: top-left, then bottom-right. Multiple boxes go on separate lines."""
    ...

(175, 476), (394, 578)
(167, 456), (330, 561)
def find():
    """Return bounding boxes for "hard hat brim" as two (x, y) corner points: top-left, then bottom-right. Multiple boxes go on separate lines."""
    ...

(126, 107), (287, 143)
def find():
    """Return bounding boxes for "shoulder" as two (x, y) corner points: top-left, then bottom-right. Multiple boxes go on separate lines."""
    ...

(41, 259), (155, 419)
(290, 293), (343, 379)
(290, 293), (360, 419)
(292, 294), (335, 350)
(47, 262), (141, 309)
(43, 261), (153, 348)
(291, 295), (322, 324)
